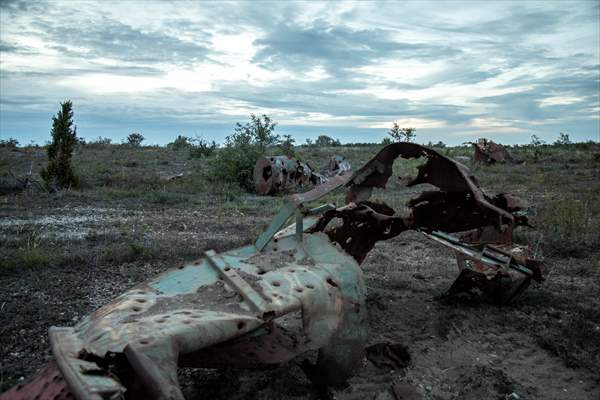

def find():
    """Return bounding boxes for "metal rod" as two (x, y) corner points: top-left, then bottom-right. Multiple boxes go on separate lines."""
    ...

(295, 210), (303, 243)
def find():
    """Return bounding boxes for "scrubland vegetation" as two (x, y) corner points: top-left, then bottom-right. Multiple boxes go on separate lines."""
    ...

(1, 123), (599, 282)
(1, 114), (599, 398)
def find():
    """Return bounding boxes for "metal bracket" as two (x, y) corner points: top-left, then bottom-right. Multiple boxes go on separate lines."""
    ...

(205, 250), (271, 317)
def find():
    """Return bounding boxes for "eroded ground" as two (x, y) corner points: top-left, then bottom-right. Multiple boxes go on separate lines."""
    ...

(1, 144), (599, 399)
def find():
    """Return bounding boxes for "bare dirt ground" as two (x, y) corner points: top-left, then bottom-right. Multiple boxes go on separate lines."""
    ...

(1, 144), (599, 399)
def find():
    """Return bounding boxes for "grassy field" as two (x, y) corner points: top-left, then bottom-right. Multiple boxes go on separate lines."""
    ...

(1, 141), (599, 399)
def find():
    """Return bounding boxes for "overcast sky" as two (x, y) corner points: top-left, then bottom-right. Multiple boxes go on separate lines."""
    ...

(0, 0), (598, 146)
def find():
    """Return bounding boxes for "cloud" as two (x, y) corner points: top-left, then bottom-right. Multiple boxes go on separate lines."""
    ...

(253, 20), (461, 80)
(30, 18), (210, 65)
(0, 0), (598, 145)
(361, 118), (447, 129)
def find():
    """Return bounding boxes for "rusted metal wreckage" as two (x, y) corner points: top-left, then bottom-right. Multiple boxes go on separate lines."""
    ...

(254, 154), (351, 195)
(469, 138), (521, 165)
(2, 143), (545, 400)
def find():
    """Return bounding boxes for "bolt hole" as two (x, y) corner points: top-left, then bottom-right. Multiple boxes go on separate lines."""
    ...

(257, 269), (266, 275)
(237, 321), (246, 329)
(272, 281), (281, 287)
(224, 266), (231, 272)
(135, 298), (146, 303)
(132, 307), (141, 312)
(295, 287), (303, 293)
(139, 339), (150, 345)
(326, 278), (338, 288)
(306, 284), (314, 289)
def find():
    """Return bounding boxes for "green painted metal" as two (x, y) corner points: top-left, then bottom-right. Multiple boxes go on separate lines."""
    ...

(255, 202), (295, 251)
(295, 210), (303, 243)
(150, 261), (219, 295)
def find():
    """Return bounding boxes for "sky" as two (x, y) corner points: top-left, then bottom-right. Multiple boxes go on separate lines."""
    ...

(0, 0), (599, 146)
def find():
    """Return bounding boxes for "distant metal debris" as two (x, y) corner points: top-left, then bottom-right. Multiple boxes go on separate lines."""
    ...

(469, 138), (521, 165)
(319, 154), (351, 177)
(2, 143), (545, 400)
(253, 154), (351, 195)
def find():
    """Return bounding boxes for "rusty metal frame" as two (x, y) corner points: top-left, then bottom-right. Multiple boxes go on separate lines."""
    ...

(253, 154), (351, 195)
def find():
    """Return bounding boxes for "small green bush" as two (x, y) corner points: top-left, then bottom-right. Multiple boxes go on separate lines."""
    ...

(280, 134), (296, 156)
(529, 135), (546, 161)
(207, 114), (282, 191)
(554, 132), (571, 145)
(168, 135), (192, 150)
(314, 135), (341, 147)
(88, 136), (113, 146)
(126, 132), (145, 147)
(0, 138), (19, 148)
(189, 137), (217, 158)
(388, 123), (416, 142)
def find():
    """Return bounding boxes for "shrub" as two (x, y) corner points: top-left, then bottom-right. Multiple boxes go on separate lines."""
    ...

(388, 123), (416, 142)
(314, 135), (341, 147)
(382, 137), (392, 145)
(189, 136), (218, 158)
(168, 135), (192, 150)
(280, 134), (296, 156)
(208, 114), (280, 191)
(40, 100), (79, 190)
(554, 132), (571, 145)
(530, 134), (546, 161)
(126, 132), (145, 147)
(0, 138), (19, 148)
(88, 136), (112, 146)
(231, 114), (279, 149)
